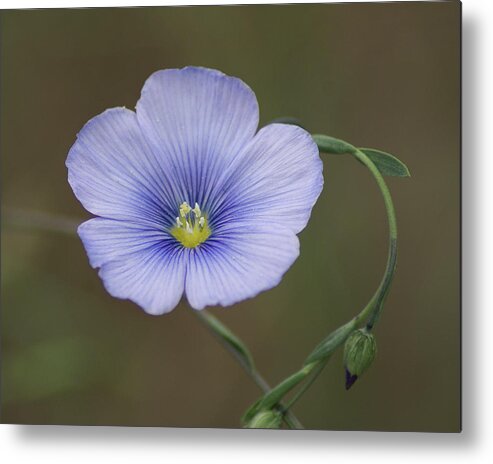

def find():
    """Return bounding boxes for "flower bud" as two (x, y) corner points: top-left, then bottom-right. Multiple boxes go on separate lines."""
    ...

(245, 410), (283, 429)
(343, 329), (377, 390)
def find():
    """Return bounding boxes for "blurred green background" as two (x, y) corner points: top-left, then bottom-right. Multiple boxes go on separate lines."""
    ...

(0, 2), (460, 431)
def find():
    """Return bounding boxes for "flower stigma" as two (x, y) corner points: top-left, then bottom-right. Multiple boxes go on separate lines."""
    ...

(171, 201), (211, 248)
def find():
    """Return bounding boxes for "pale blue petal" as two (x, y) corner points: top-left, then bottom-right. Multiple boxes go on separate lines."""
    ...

(99, 243), (187, 316)
(185, 224), (299, 310)
(66, 107), (182, 228)
(135, 66), (259, 209)
(208, 123), (324, 235)
(78, 217), (172, 268)
(78, 217), (185, 314)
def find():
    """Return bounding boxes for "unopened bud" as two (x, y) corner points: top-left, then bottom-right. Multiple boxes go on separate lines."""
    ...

(343, 329), (377, 390)
(245, 410), (283, 429)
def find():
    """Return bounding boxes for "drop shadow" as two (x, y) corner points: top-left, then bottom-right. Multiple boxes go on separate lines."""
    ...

(12, 423), (468, 450)
(460, 10), (479, 449)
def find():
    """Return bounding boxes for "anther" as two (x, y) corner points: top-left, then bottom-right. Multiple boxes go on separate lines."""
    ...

(193, 203), (201, 217)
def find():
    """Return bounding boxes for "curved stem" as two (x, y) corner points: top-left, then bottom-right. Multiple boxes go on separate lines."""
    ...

(269, 146), (399, 412)
(351, 149), (398, 330)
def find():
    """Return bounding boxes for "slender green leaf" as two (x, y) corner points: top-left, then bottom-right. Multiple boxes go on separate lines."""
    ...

(242, 397), (264, 425)
(259, 365), (314, 410)
(304, 319), (357, 365)
(312, 134), (357, 155)
(359, 148), (410, 177)
(199, 311), (255, 372)
(243, 364), (315, 423)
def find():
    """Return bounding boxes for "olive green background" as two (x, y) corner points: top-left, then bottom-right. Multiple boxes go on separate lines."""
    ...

(0, 2), (460, 431)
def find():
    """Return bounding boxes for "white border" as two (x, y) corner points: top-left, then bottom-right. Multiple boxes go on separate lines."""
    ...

(2, 0), (491, 463)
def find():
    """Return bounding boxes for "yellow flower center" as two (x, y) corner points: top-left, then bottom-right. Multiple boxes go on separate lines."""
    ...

(171, 201), (211, 248)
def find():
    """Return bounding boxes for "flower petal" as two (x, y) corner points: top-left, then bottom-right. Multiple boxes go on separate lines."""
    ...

(99, 242), (187, 316)
(67, 107), (182, 227)
(79, 217), (185, 315)
(135, 66), (259, 208)
(78, 217), (171, 268)
(185, 224), (299, 310)
(209, 123), (323, 234)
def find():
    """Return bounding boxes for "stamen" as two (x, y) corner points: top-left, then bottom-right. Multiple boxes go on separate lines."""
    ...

(171, 201), (211, 248)
(193, 202), (201, 217)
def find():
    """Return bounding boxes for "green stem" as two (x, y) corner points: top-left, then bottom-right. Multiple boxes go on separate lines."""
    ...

(351, 148), (398, 330)
(192, 309), (303, 429)
(284, 362), (325, 410)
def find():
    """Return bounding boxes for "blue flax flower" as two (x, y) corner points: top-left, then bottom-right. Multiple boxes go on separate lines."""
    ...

(67, 67), (323, 314)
